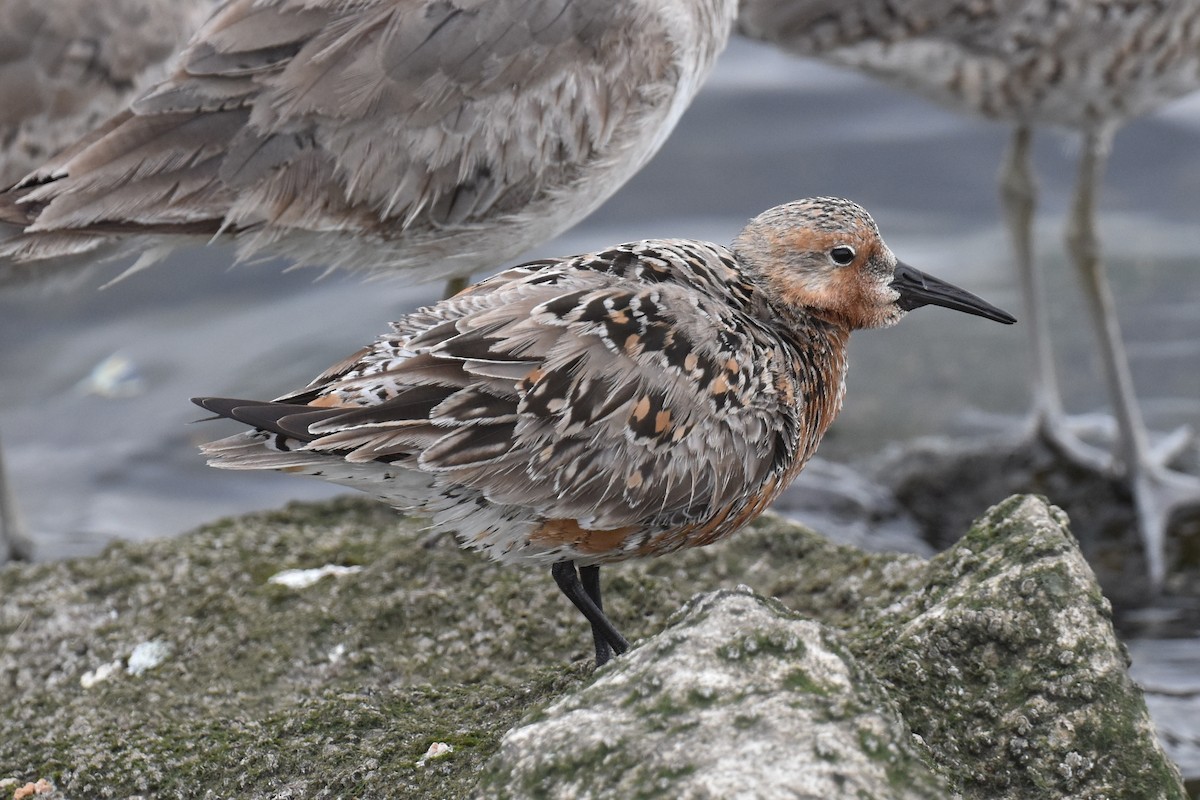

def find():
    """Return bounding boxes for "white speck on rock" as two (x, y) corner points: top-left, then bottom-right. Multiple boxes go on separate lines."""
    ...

(127, 639), (171, 676)
(417, 741), (454, 767)
(80, 661), (121, 688)
(328, 643), (347, 663)
(267, 564), (363, 589)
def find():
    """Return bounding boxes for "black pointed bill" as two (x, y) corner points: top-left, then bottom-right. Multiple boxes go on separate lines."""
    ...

(891, 262), (1016, 324)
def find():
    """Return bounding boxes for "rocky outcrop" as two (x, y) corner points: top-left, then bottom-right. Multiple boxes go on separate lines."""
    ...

(0, 495), (1185, 798)
(478, 497), (1183, 799)
(474, 588), (950, 799)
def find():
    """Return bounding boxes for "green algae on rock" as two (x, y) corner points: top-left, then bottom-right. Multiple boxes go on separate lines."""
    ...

(0, 498), (597, 798)
(855, 496), (1186, 799)
(0, 494), (1185, 798)
(473, 587), (951, 799)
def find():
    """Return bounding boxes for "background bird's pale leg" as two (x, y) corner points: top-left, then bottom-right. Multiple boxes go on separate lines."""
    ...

(1001, 128), (1056, 418)
(1067, 128), (1200, 592)
(1066, 128), (1147, 471)
(0, 430), (33, 563)
(551, 561), (629, 666)
(1001, 125), (1110, 469)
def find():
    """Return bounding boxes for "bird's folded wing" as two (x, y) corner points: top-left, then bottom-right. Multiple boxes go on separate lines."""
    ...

(257, 257), (793, 529)
(8, 0), (673, 245)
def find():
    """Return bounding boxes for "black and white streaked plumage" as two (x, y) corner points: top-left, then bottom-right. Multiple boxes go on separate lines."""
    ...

(195, 197), (1016, 665)
(738, 0), (1200, 592)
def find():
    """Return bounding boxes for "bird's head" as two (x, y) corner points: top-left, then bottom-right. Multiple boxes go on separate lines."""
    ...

(733, 197), (1015, 330)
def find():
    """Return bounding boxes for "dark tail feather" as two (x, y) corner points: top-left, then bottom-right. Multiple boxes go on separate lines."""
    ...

(191, 397), (343, 442)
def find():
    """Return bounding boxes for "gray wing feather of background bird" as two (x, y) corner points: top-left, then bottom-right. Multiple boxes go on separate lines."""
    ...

(0, 0), (734, 288)
(0, 0), (219, 287)
(0, 0), (217, 186)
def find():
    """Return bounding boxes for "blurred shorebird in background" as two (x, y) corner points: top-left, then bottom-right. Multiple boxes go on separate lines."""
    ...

(739, 0), (1200, 591)
(0, 0), (216, 189)
(194, 197), (1015, 665)
(0, 0), (217, 563)
(0, 0), (739, 561)
(0, 0), (736, 290)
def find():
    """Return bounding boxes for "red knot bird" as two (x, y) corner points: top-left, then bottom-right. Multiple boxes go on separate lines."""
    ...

(0, 0), (736, 562)
(193, 197), (1015, 665)
(738, 0), (1200, 591)
(0, 0), (216, 563)
(0, 0), (736, 291)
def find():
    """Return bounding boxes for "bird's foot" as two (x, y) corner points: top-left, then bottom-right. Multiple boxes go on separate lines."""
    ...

(1024, 411), (1200, 596)
(1029, 412), (1196, 476)
(1028, 410), (1118, 474)
(1147, 424), (1195, 467)
(1131, 464), (1200, 595)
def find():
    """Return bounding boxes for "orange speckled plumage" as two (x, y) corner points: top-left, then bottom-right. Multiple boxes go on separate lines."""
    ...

(194, 196), (1014, 663)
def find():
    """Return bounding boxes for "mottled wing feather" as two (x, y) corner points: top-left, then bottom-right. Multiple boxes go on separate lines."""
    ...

(260, 242), (798, 530)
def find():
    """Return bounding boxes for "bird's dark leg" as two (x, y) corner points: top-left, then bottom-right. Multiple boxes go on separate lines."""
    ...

(579, 565), (613, 666)
(551, 561), (629, 666)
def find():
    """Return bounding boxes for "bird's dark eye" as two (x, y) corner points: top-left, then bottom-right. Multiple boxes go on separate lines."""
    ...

(830, 245), (856, 266)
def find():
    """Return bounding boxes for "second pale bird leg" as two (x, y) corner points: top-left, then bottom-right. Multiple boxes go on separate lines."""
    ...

(1066, 128), (1200, 592)
(551, 562), (628, 666)
(1000, 126), (1110, 470)
(1066, 127), (1147, 473)
(1001, 127), (1058, 424)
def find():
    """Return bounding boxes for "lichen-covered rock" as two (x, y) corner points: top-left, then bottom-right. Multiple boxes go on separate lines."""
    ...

(0, 499), (599, 799)
(854, 495), (1185, 799)
(473, 588), (950, 799)
(0, 494), (1185, 798)
(472, 496), (1185, 799)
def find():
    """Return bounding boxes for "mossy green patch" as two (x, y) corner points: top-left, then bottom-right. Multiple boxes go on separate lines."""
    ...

(1, 494), (1186, 799)
(0, 497), (600, 798)
(783, 667), (824, 694)
(732, 712), (761, 730)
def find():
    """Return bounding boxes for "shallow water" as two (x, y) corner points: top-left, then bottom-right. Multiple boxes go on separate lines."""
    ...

(2, 39), (1199, 783)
